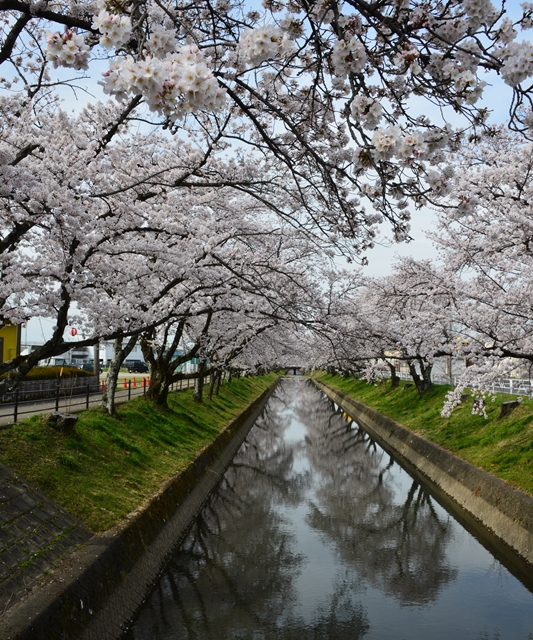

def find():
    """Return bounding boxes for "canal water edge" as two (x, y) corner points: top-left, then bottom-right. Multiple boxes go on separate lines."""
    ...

(0, 379), (280, 640)
(313, 379), (533, 584)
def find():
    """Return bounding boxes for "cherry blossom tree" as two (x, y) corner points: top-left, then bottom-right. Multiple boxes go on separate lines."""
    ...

(4, 0), (533, 257)
(0, 97), (221, 390)
(137, 219), (324, 408)
(311, 259), (454, 393)
(364, 258), (455, 393)
(0, 91), (330, 395)
(433, 130), (533, 363)
(421, 129), (533, 413)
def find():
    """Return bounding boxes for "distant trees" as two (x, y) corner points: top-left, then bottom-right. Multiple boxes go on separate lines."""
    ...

(311, 260), (453, 394)
(310, 127), (533, 409)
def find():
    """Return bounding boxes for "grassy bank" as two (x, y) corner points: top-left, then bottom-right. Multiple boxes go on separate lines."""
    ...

(0, 373), (279, 531)
(313, 372), (533, 497)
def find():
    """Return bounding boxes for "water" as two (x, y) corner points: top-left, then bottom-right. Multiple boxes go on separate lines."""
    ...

(124, 379), (533, 639)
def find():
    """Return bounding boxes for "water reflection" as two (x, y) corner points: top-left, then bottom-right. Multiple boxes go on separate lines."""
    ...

(125, 379), (533, 640)
(300, 386), (457, 607)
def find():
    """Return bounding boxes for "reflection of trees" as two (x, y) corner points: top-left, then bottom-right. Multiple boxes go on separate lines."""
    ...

(128, 380), (370, 639)
(228, 385), (311, 507)
(276, 569), (369, 640)
(128, 492), (302, 639)
(297, 382), (457, 607)
(306, 571), (369, 639)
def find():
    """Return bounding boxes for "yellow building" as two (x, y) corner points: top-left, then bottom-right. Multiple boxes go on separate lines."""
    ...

(0, 321), (21, 364)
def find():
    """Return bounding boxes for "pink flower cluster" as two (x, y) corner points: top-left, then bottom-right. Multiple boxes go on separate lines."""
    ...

(101, 46), (226, 120)
(45, 30), (90, 70)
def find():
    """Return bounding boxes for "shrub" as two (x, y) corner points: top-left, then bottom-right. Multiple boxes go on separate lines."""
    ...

(7, 366), (94, 381)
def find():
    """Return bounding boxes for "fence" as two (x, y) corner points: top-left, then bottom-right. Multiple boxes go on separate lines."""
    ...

(0, 375), (200, 425)
(377, 369), (533, 397)
(0, 376), (100, 403)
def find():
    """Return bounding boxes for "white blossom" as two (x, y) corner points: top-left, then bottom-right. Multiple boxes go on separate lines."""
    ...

(331, 36), (367, 77)
(101, 46), (226, 119)
(239, 25), (292, 65)
(45, 30), (90, 70)
(92, 10), (132, 50)
(350, 95), (383, 129)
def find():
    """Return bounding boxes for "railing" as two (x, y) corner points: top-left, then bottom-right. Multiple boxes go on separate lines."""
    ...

(376, 369), (533, 397)
(0, 376), (199, 425)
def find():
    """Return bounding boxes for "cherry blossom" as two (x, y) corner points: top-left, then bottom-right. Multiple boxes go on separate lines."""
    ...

(45, 30), (90, 70)
(4, 0), (533, 251)
(239, 24), (292, 66)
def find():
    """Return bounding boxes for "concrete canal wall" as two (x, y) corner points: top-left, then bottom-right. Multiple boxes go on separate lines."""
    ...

(0, 379), (279, 640)
(314, 380), (533, 574)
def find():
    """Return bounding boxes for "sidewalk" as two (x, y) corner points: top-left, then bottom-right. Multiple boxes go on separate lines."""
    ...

(0, 384), (148, 426)
(0, 462), (92, 615)
(0, 378), (195, 426)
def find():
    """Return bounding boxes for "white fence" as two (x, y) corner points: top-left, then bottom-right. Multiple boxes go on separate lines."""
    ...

(378, 370), (533, 397)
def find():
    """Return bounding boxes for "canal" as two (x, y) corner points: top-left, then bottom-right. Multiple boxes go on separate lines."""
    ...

(124, 378), (533, 639)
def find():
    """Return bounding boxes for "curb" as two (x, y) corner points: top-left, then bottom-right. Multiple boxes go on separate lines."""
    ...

(314, 380), (533, 577)
(1, 379), (279, 640)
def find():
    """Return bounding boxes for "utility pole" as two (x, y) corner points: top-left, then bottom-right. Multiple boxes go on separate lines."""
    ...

(94, 342), (99, 377)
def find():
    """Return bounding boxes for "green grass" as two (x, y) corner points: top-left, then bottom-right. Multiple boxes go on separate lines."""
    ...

(313, 372), (533, 497)
(0, 373), (279, 532)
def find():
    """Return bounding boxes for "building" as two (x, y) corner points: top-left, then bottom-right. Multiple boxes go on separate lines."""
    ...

(102, 342), (144, 366)
(0, 321), (21, 364)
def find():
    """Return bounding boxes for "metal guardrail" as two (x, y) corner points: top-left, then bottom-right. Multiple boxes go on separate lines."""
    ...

(377, 370), (533, 397)
(0, 376), (198, 425)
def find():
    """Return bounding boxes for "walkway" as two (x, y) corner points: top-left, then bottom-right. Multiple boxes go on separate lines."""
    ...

(0, 462), (91, 615)
(0, 378), (195, 426)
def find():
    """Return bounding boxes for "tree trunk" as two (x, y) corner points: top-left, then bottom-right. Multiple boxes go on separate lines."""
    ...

(208, 369), (217, 400)
(102, 336), (137, 416)
(385, 360), (399, 389)
(140, 330), (173, 409)
(408, 358), (433, 394)
(214, 369), (222, 396)
(145, 364), (172, 409)
(193, 359), (207, 403)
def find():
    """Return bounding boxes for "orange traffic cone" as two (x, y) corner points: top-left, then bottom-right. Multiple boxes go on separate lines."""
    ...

(101, 380), (105, 391)
(123, 378), (127, 388)
(133, 377), (137, 387)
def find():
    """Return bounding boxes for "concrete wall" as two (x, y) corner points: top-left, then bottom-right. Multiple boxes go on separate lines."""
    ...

(313, 380), (533, 577)
(0, 379), (279, 640)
